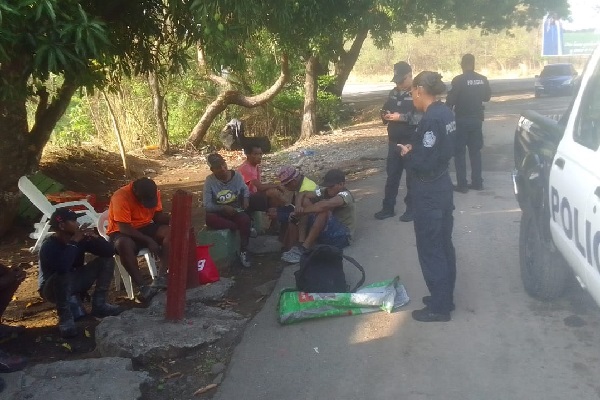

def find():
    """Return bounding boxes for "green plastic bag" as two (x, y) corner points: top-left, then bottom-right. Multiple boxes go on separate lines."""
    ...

(277, 276), (409, 325)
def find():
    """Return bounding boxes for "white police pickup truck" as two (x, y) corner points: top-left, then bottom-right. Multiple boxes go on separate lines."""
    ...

(512, 44), (600, 304)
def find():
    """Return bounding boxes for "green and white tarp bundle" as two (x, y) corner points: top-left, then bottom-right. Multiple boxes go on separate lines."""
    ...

(277, 276), (409, 325)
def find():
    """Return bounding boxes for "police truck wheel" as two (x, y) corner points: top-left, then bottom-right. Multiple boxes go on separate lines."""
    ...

(519, 210), (568, 300)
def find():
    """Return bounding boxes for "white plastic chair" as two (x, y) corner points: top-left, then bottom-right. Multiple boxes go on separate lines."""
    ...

(18, 175), (100, 253)
(96, 210), (158, 299)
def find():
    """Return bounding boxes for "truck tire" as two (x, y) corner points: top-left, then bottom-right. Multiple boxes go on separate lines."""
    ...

(519, 210), (568, 300)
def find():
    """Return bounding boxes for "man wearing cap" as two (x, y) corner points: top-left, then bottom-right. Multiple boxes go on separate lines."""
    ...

(281, 169), (355, 264)
(38, 208), (123, 338)
(276, 165), (318, 256)
(374, 61), (420, 222)
(106, 177), (170, 302)
(203, 153), (252, 268)
(446, 53), (491, 192)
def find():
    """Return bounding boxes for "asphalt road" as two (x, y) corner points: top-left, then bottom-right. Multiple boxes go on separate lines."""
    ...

(214, 90), (600, 400)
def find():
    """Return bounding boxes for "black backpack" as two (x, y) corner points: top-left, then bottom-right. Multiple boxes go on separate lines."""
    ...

(294, 244), (365, 293)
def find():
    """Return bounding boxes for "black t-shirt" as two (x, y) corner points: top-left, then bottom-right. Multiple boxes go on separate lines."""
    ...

(446, 71), (491, 119)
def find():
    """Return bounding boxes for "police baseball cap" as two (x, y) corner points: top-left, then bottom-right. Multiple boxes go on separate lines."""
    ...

(49, 208), (83, 230)
(132, 177), (158, 208)
(391, 61), (412, 83)
(320, 169), (346, 187)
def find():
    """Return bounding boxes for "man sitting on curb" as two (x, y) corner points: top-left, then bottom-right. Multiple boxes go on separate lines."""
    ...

(276, 165), (317, 256)
(39, 208), (123, 338)
(0, 263), (28, 379)
(238, 144), (287, 233)
(107, 177), (170, 303)
(281, 169), (356, 264)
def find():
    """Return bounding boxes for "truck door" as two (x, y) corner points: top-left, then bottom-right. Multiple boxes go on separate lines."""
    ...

(549, 54), (600, 303)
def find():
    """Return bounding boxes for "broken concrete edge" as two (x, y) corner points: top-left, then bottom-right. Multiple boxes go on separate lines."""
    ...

(3, 357), (150, 400)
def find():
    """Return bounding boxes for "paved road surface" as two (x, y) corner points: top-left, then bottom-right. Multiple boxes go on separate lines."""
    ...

(215, 92), (600, 400)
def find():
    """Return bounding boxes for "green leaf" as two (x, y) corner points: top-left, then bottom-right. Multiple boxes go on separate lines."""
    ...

(44, 0), (55, 22)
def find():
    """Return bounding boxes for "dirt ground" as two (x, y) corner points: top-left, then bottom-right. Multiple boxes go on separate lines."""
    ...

(0, 105), (386, 399)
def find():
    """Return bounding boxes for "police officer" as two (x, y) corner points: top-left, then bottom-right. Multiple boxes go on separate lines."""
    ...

(446, 53), (491, 192)
(398, 71), (456, 322)
(374, 61), (420, 222)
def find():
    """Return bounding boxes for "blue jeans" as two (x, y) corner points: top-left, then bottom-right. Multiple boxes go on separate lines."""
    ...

(308, 213), (351, 250)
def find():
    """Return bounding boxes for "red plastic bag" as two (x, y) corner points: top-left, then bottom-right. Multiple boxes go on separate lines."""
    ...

(196, 244), (219, 284)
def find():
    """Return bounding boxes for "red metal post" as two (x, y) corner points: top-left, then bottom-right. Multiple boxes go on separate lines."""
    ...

(187, 227), (200, 289)
(165, 190), (192, 321)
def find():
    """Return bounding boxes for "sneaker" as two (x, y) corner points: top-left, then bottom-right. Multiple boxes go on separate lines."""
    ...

(150, 275), (168, 289)
(412, 307), (451, 322)
(281, 246), (304, 264)
(399, 211), (414, 222)
(453, 185), (469, 194)
(250, 227), (258, 238)
(374, 209), (395, 220)
(136, 285), (159, 304)
(468, 183), (484, 191)
(239, 251), (251, 268)
(422, 296), (455, 311)
(0, 350), (28, 373)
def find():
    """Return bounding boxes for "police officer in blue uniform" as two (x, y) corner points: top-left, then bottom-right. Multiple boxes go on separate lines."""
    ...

(398, 71), (457, 322)
(446, 54), (491, 192)
(374, 61), (420, 222)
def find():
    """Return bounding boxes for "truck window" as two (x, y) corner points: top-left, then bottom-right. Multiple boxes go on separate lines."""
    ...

(573, 69), (600, 151)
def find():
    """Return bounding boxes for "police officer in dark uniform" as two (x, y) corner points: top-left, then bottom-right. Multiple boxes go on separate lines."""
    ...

(374, 61), (420, 222)
(398, 71), (456, 322)
(446, 53), (491, 192)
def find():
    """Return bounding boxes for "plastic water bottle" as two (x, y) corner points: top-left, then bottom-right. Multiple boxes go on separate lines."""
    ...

(300, 149), (315, 156)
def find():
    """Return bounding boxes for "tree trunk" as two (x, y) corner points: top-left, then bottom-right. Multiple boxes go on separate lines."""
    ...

(331, 28), (369, 97)
(186, 93), (229, 150)
(186, 54), (290, 147)
(103, 92), (130, 177)
(298, 55), (318, 141)
(148, 71), (170, 154)
(0, 63), (77, 237)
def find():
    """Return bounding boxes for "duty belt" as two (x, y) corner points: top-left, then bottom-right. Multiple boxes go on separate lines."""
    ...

(415, 168), (448, 182)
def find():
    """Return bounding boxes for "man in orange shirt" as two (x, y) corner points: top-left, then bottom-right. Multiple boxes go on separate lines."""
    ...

(107, 177), (170, 303)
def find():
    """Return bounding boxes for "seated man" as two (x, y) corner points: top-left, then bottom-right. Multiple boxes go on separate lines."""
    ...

(0, 263), (28, 377)
(203, 153), (252, 268)
(106, 177), (170, 303)
(238, 144), (287, 214)
(0, 264), (26, 340)
(276, 165), (317, 255)
(281, 169), (355, 264)
(39, 208), (123, 338)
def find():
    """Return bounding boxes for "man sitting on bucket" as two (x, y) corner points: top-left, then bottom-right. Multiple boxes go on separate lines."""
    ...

(281, 169), (356, 264)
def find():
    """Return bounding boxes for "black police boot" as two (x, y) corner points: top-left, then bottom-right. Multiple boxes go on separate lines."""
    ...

(422, 296), (455, 311)
(91, 291), (123, 317)
(399, 210), (414, 222)
(56, 303), (78, 338)
(453, 185), (469, 194)
(412, 307), (451, 322)
(374, 209), (396, 220)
